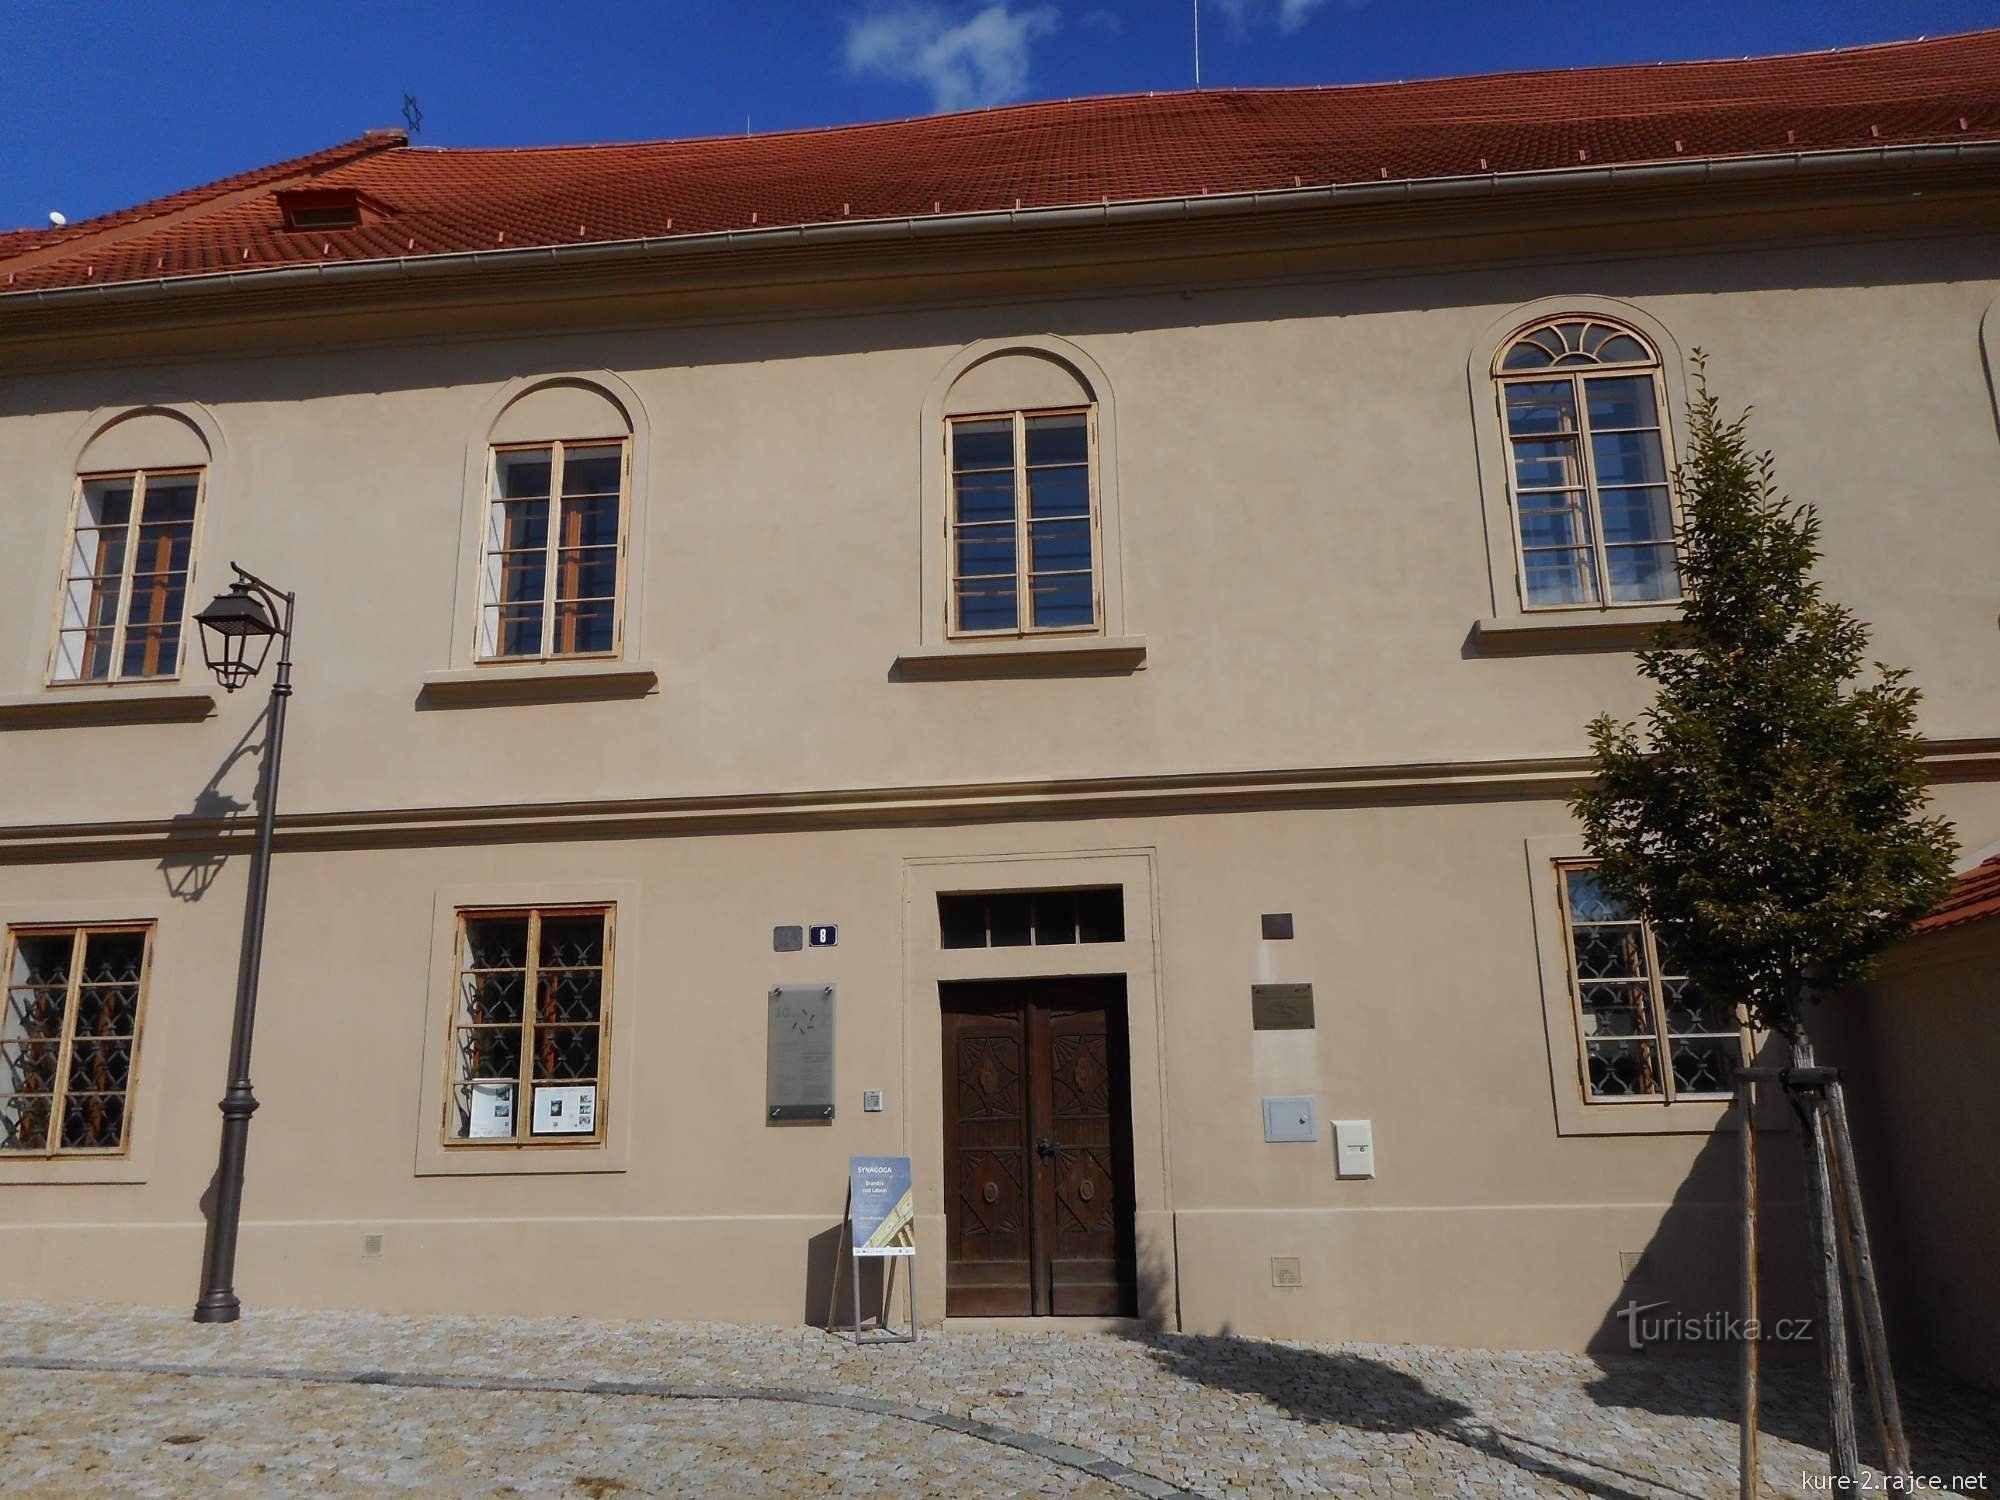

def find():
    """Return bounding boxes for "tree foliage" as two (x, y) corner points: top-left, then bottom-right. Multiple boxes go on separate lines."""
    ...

(1570, 359), (1957, 1037)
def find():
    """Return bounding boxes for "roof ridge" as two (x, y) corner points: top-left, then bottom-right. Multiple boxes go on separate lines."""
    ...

(384, 27), (2000, 159)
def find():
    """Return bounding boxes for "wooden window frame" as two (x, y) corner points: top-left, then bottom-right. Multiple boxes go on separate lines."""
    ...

(46, 467), (206, 686)
(475, 438), (632, 664)
(1492, 319), (1682, 613)
(944, 405), (1102, 641)
(441, 903), (614, 1150)
(1, 922), (154, 1159)
(1552, 860), (1748, 1107)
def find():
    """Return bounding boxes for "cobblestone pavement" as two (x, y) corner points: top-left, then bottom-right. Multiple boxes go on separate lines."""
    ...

(2, 1302), (1994, 1497)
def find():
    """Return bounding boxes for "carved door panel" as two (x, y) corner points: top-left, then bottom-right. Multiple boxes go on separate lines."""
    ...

(942, 977), (1133, 1317)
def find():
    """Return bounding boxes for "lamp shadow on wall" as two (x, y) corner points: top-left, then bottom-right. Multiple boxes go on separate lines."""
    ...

(1577, 1077), (2000, 1484)
(157, 704), (269, 901)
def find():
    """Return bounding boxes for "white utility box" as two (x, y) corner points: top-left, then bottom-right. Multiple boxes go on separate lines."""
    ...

(1262, 1095), (1318, 1143)
(1331, 1119), (1376, 1178)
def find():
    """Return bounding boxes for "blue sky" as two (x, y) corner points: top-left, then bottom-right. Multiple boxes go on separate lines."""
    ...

(5, 0), (1996, 229)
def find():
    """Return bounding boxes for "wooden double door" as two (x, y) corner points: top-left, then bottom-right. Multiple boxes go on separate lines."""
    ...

(941, 976), (1136, 1317)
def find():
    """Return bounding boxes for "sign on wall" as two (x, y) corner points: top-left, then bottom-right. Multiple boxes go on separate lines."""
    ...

(848, 1156), (915, 1256)
(768, 984), (836, 1122)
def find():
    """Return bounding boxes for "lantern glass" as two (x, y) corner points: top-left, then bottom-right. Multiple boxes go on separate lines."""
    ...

(194, 585), (279, 693)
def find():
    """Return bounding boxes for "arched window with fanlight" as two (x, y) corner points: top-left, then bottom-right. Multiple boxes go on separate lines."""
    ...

(1494, 318), (1680, 609)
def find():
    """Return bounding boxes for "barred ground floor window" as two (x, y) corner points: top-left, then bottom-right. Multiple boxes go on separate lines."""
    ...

(2, 923), (152, 1155)
(448, 905), (612, 1145)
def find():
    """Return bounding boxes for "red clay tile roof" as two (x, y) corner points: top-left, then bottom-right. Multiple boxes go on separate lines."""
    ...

(1917, 856), (2000, 934)
(6, 30), (2000, 295)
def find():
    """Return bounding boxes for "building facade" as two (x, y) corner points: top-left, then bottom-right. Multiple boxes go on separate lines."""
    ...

(2, 34), (1998, 1349)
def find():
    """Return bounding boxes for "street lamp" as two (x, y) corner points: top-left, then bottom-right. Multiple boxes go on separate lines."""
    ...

(190, 565), (295, 1324)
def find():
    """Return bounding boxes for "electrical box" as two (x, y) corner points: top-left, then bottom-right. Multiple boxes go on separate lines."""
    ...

(1332, 1119), (1376, 1178)
(1262, 1095), (1317, 1143)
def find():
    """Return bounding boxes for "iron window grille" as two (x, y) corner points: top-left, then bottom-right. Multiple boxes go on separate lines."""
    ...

(1555, 863), (1745, 1104)
(446, 906), (612, 1145)
(2, 924), (153, 1155)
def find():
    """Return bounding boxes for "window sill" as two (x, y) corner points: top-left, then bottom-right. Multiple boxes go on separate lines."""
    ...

(0, 1154), (148, 1184)
(415, 1141), (626, 1177)
(1473, 605), (1683, 654)
(895, 635), (1147, 680)
(418, 659), (660, 708)
(0, 683), (216, 730)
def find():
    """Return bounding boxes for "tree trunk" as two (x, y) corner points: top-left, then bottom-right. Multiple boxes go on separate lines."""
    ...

(1791, 1031), (1862, 1482)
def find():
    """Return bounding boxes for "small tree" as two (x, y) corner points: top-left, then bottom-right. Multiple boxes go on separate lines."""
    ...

(1571, 358), (1956, 1486)
(1571, 360), (1956, 1050)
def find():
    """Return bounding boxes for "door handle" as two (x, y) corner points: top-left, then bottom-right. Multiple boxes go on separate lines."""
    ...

(1036, 1136), (1057, 1158)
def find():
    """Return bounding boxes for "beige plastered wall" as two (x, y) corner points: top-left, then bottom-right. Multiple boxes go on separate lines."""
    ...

(1, 229), (1998, 1350)
(1, 776), (1995, 1348)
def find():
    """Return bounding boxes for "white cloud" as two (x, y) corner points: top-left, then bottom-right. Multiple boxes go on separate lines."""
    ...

(846, 4), (1061, 113)
(1210, 0), (1364, 34)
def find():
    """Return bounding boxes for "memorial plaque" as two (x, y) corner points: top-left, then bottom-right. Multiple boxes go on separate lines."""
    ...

(768, 984), (836, 1122)
(1251, 982), (1315, 1030)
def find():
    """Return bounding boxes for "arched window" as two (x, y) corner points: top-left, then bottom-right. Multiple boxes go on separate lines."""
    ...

(51, 409), (211, 684)
(943, 352), (1100, 637)
(476, 380), (633, 661)
(1494, 318), (1679, 609)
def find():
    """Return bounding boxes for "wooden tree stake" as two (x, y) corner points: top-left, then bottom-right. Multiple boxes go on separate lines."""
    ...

(1738, 1074), (1761, 1500)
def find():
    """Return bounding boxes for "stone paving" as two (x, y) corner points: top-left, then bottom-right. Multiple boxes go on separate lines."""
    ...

(0, 1301), (1994, 1497)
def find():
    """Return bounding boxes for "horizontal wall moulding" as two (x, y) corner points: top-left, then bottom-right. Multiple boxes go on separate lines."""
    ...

(0, 687), (216, 730)
(3, 738), (1996, 862)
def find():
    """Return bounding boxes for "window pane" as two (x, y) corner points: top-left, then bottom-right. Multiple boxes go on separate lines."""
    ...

(955, 529), (1015, 578)
(554, 600), (616, 654)
(561, 446), (623, 496)
(140, 477), (200, 525)
(951, 419), (1014, 472)
(1030, 518), (1091, 574)
(555, 548), (618, 603)
(1591, 431), (1668, 488)
(456, 1025), (523, 1082)
(1597, 334), (1650, 364)
(66, 1039), (133, 1097)
(1561, 868), (1627, 923)
(1510, 437), (1581, 490)
(539, 913), (605, 969)
(497, 551), (547, 606)
(1584, 376), (1659, 431)
(953, 470), (1015, 525)
(560, 493), (620, 549)
(1606, 542), (1681, 603)
(1075, 887), (1124, 943)
(1518, 492), (1590, 551)
(1522, 549), (1598, 606)
(459, 969), (526, 1026)
(79, 478), (136, 529)
(481, 606), (545, 658)
(1032, 891), (1078, 945)
(59, 1093), (125, 1151)
(1577, 981), (1655, 1036)
(1031, 574), (1095, 628)
(1571, 923), (1648, 981)
(0, 1093), (52, 1152)
(462, 917), (530, 971)
(491, 499), (549, 554)
(1598, 486), (1673, 544)
(938, 894), (987, 948)
(1503, 381), (1578, 437)
(495, 450), (553, 499)
(1586, 1038), (1663, 1098)
(1669, 1035), (1741, 1097)
(956, 583), (1018, 633)
(1025, 412), (1087, 467)
(987, 894), (1032, 947)
(533, 1025), (600, 1081)
(1027, 464), (1089, 519)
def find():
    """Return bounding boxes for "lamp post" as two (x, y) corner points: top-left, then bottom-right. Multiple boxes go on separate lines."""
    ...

(190, 564), (294, 1324)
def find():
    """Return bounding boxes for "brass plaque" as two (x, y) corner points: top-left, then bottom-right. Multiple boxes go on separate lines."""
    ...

(1251, 983), (1315, 1030)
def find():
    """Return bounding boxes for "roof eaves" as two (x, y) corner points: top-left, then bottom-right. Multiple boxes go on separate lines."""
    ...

(7, 136), (1995, 313)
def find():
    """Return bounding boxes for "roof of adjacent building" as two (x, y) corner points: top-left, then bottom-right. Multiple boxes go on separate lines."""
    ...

(6, 29), (1999, 296)
(1916, 855), (2000, 934)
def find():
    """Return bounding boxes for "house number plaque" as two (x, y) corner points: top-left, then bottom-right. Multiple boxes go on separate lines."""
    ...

(768, 984), (836, 1123)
